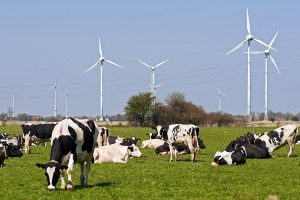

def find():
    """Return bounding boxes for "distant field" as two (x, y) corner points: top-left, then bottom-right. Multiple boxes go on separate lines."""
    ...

(0, 125), (300, 199)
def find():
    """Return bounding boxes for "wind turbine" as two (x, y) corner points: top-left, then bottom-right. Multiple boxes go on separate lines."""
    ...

(12, 93), (15, 118)
(226, 8), (275, 122)
(248, 31), (280, 121)
(85, 37), (123, 121)
(53, 80), (57, 117)
(217, 88), (226, 112)
(137, 59), (168, 97)
(65, 90), (70, 119)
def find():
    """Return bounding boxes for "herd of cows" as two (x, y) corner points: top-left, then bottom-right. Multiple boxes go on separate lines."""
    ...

(0, 118), (299, 191)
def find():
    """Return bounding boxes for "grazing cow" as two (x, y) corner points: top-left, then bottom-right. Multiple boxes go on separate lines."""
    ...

(148, 125), (168, 140)
(254, 125), (298, 157)
(93, 143), (142, 164)
(141, 139), (165, 149)
(155, 138), (206, 155)
(21, 123), (57, 153)
(167, 124), (200, 162)
(97, 127), (109, 146)
(108, 136), (140, 146)
(36, 118), (99, 190)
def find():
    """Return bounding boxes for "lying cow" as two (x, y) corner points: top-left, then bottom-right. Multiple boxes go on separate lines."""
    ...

(21, 123), (57, 153)
(155, 138), (206, 155)
(36, 118), (99, 190)
(108, 136), (140, 146)
(93, 143), (142, 164)
(0, 141), (23, 167)
(141, 139), (165, 149)
(167, 124), (201, 162)
(254, 125), (298, 157)
(211, 146), (247, 166)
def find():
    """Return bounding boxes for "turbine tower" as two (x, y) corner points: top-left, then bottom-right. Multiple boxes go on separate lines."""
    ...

(53, 80), (57, 118)
(217, 88), (226, 112)
(249, 31), (280, 121)
(65, 90), (69, 119)
(85, 37), (123, 121)
(12, 93), (15, 118)
(226, 8), (274, 122)
(137, 59), (168, 97)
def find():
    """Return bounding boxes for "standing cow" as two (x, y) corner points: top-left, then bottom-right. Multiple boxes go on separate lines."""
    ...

(36, 118), (99, 190)
(167, 124), (200, 162)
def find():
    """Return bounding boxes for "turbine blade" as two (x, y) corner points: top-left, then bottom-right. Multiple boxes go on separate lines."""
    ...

(246, 8), (251, 35)
(84, 60), (100, 73)
(243, 51), (264, 54)
(155, 84), (162, 88)
(254, 38), (277, 52)
(226, 39), (248, 55)
(268, 31), (279, 50)
(154, 59), (168, 69)
(137, 59), (153, 69)
(98, 37), (103, 57)
(269, 55), (280, 74)
(105, 59), (123, 69)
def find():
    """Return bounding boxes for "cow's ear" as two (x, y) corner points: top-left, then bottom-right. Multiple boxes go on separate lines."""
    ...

(36, 163), (47, 169)
(59, 164), (68, 171)
(137, 138), (140, 141)
(87, 120), (96, 133)
(128, 146), (134, 152)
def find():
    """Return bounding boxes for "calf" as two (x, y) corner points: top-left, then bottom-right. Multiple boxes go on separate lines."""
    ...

(167, 124), (200, 162)
(93, 143), (142, 164)
(21, 123), (57, 153)
(36, 118), (99, 190)
(254, 125), (298, 157)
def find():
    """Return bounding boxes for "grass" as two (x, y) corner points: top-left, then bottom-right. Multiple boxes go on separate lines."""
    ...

(0, 125), (300, 199)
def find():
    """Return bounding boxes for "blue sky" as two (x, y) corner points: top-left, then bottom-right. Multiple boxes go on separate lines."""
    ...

(0, 1), (300, 117)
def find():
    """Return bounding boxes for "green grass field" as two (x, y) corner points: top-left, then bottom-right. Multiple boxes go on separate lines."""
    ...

(0, 125), (300, 200)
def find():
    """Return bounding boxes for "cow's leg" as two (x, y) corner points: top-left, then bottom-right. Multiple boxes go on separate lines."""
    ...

(60, 170), (66, 189)
(24, 134), (31, 154)
(287, 137), (295, 157)
(79, 162), (85, 186)
(187, 142), (196, 162)
(84, 161), (91, 186)
(169, 144), (173, 162)
(67, 154), (75, 190)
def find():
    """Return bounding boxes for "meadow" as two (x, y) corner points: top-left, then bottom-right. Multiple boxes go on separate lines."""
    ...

(0, 125), (300, 200)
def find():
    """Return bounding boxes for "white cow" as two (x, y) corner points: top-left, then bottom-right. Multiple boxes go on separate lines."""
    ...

(93, 143), (142, 164)
(141, 139), (165, 149)
(167, 124), (200, 162)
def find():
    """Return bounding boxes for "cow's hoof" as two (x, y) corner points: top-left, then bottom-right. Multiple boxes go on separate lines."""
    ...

(61, 185), (66, 190)
(210, 162), (218, 167)
(47, 185), (56, 190)
(67, 185), (73, 191)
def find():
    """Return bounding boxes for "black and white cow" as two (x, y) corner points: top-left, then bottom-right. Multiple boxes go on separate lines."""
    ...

(167, 124), (200, 162)
(21, 123), (57, 153)
(97, 127), (109, 146)
(253, 125), (298, 157)
(0, 140), (23, 167)
(155, 138), (206, 155)
(36, 118), (99, 190)
(0, 132), (9, 140)
(148, 125), (168, 140)
(211, 146), (247, 166)
(108, 136), (140, 146)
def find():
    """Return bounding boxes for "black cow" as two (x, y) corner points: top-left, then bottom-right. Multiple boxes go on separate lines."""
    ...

(21, 123), (57, 153)
(36, 118), (99, 190)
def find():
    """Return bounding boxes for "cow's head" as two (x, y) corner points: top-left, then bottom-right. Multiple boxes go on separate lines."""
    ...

(146, 132), (158, 139)
(36, 161), (68, 190)
(127, 136), (140, 145)
(98, 127), (109, 146)
(198, 138), (206, 149)
(128, 144), (143, 158)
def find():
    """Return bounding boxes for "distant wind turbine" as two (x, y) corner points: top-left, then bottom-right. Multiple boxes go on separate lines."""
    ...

(65, 90), (70, 119)
(85, 37), (123, 121)
(226, 8), (275, 122)
(53, 80), (57, 117)
(137, 59), (168, 97)
(248, 31), (280, 121)
(217, 88), (226, 112)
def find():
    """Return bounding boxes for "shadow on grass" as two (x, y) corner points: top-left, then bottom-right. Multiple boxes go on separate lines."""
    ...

(74, 182), (114, 190)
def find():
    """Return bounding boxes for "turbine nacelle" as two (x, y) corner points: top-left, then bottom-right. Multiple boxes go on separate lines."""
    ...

(246, 34), (254, 41)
